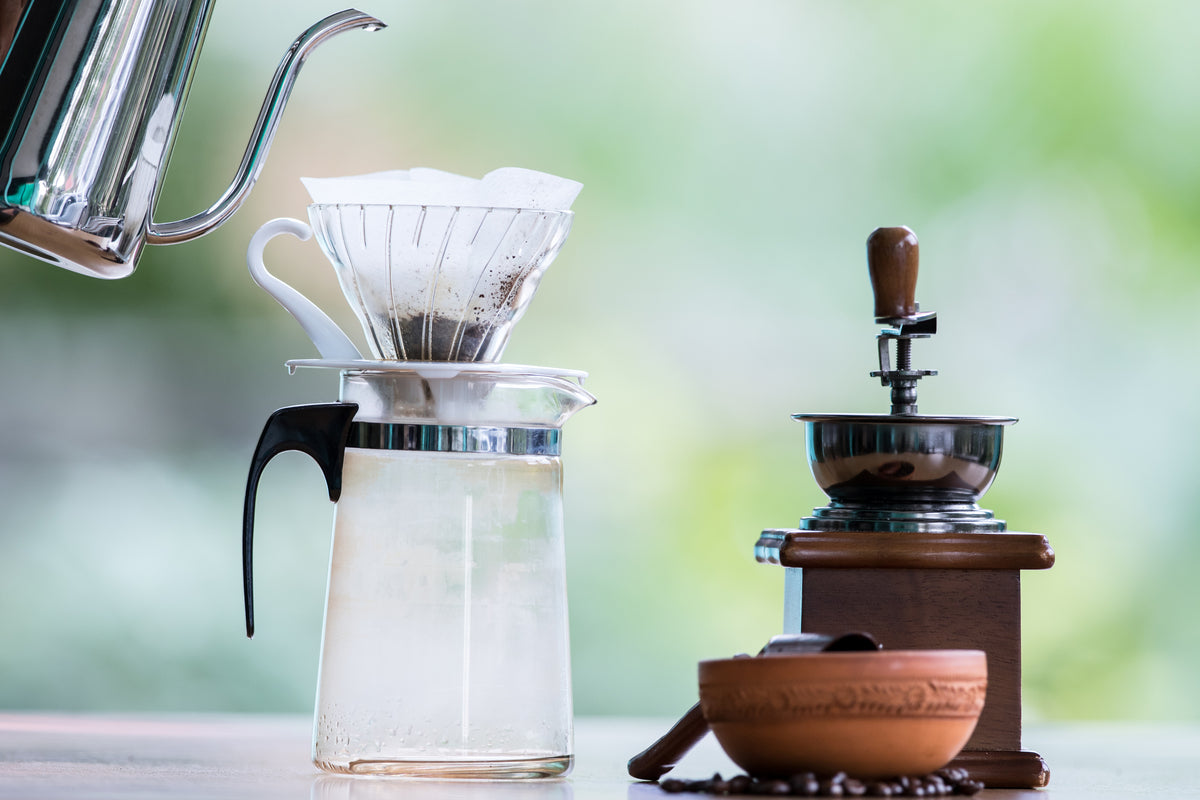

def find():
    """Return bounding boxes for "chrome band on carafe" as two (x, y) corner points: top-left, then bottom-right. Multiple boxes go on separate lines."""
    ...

(348, 422), (561, 456)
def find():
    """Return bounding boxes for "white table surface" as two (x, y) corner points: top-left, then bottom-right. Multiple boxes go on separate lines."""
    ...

(0, 713), (1196, 799)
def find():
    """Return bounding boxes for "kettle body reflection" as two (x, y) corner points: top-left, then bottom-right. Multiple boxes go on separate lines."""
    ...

(0, 1), (383, 278)
(243, 363), (595, 777)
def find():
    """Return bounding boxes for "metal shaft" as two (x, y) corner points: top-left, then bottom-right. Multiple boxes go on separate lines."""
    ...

(891, 337), (918, 414)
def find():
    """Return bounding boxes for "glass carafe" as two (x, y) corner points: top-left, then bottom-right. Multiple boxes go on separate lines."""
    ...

(241, 362), (595, 777)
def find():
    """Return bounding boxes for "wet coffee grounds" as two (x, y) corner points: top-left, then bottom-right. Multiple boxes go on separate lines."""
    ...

(657, 767), (983, 796)
(394, 314), (494, 361)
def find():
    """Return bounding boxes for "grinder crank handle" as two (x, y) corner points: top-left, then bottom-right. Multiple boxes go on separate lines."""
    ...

(242, 402), (359, 638)
(627, 701), (709, 781)
(867, 226), (920, 322)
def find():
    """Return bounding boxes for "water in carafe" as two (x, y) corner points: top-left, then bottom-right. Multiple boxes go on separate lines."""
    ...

(315, 449), (571, 776)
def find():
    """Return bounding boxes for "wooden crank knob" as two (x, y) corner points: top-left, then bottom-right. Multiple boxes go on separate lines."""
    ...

(867, 226), (919, 320)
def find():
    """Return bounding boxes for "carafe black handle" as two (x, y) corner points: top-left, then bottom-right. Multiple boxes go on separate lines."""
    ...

(242, 402), (359, 638)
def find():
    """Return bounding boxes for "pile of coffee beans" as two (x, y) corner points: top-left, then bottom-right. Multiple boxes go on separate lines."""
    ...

(657, 768), (983, 796)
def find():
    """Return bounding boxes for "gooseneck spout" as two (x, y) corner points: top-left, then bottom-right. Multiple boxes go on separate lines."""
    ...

(0, 3), (384, 278)
(148, 9), (385, 244)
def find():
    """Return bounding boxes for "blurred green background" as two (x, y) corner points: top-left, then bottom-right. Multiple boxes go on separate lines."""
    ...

(2, 1), (1198, 721)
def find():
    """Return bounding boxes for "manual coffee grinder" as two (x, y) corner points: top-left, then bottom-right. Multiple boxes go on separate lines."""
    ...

(755, 227), (1054, 789)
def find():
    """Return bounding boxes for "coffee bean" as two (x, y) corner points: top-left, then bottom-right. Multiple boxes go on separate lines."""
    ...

(790, 773), (819, 796)
(934, 768), (967, 784)
(958, 780), (984, 796)
(843, 778), (867, 797)
(819, 778), (844, 796)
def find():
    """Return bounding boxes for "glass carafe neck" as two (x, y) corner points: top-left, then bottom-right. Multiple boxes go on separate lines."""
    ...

(336, 364), (595, 429)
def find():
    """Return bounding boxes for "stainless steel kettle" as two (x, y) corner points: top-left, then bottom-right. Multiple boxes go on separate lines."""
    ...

(0, 1), (384, 278)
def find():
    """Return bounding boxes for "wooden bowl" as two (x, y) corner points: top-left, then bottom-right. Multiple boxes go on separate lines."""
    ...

(698, 649), (986, 779)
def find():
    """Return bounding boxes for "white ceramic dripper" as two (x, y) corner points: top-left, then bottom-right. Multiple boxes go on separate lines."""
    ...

(247, 168), (582, 362)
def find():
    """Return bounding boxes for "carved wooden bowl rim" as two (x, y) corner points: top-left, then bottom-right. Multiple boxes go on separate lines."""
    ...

(698, 650), (987, 723)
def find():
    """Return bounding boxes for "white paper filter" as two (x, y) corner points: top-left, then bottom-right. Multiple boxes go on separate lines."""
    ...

(300, 168), (582, 361)
(301, 167), (582, 210)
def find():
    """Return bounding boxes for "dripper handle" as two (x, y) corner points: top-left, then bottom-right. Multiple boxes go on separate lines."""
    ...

(242, 402), (359, 638)
(248, 218), (363, 360)
(867, 226), (920, 322)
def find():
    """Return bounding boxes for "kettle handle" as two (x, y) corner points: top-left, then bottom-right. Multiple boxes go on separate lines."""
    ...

(242, 402), (359, 638)
(247, 218), (364, 360)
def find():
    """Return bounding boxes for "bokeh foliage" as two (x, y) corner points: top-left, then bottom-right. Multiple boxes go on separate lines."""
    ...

(2, 1), (1198, 720)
